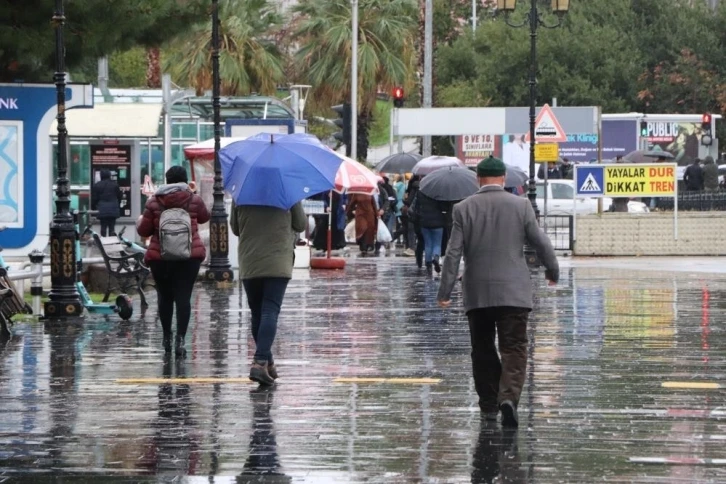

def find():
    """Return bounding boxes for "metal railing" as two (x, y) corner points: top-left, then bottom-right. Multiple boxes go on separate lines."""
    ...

(656, 190), (726, 211)
(539, 215), (573, 251)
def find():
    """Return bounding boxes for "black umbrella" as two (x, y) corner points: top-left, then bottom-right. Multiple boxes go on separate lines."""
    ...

(419, 167), (479, 201)
(375, 152), (422, 174)
(624, 149), (675, 163)
(505, 165), (529, 188)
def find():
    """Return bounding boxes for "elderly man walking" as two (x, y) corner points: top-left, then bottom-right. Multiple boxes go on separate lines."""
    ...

(437, 156), (559, 427)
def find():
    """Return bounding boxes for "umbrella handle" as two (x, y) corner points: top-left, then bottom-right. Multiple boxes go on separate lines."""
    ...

(327, 192), (333, 259)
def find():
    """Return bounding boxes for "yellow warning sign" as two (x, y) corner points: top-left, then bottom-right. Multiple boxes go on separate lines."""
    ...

(535, 143), (559, 162)
(604, 163), (676, 197)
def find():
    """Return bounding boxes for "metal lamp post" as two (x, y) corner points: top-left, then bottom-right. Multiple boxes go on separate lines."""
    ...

(205, 0), (234, 283)
(496, 0), (569, 217)
(44, 0), (83, 319)
(496, 0), (569, 266)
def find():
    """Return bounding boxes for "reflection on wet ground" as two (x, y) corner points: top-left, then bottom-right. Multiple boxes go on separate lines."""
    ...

(1, 257), (726, 482)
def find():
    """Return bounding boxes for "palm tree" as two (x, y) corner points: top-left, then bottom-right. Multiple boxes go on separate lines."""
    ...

(292, 0), (418, 160)
(164, 0), (285, 96)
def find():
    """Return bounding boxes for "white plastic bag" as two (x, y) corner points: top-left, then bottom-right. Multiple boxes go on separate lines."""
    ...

(308, 215), (316, 235)
(345, 220), (356, 243)
(377, 219), (392, 243)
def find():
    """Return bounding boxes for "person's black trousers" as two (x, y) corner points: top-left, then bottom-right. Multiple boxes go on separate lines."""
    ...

(148, 259), (202, 337)
(100, 217), (117, 237)
(467, 307), (530, 412)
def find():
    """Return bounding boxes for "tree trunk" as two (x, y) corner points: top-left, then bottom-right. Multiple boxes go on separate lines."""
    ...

(146, 47), (161, 88)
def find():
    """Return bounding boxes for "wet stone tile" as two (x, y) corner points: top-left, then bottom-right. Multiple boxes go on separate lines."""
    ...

(0, 258), (726, 482)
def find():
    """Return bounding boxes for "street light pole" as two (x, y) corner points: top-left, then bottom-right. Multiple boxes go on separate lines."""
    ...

(44, 0), (83, 319)
(205, 0), (234, 283)
(496, 0), (569, 265)
(351, 0), (358, 161)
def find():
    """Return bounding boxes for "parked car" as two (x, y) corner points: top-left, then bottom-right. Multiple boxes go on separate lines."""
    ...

(534, 180), (649, 216)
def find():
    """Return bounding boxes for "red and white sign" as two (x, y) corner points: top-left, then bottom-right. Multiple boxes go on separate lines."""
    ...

(334, 156), (381, 195)
(524, 104), (567, 143)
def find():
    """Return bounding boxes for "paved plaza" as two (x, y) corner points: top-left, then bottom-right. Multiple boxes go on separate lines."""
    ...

(1, 256), (726, 482)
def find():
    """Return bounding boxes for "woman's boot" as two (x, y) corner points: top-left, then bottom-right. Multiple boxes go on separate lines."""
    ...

(249, 359), (275, 385)
(162, 332), (172, 354)
(175, 334), (186, 357)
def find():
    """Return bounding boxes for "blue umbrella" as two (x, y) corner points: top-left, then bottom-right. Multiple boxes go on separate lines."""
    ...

(220, 133), (343, 210)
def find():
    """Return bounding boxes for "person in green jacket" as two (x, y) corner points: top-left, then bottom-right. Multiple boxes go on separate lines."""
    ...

(231, 201), (307, 385)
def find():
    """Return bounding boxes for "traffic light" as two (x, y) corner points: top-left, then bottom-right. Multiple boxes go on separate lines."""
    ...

(702, 113), (714, 146)
(639, 120), (648, 137)
(393, 87), (404, 108)
(331, 103), (352, 156)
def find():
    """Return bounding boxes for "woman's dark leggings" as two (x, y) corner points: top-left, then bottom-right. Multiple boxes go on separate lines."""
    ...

(148, 259), (202, 337)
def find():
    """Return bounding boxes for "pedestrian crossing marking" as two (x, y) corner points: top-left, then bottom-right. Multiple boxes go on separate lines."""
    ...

(662, 381), (721, 389)
(580, 173), (601, 192)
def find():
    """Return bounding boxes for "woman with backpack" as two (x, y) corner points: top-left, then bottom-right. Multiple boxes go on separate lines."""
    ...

(137, 166), (210, 357)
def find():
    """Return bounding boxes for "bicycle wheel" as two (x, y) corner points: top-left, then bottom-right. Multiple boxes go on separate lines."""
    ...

(115, 294), (133, 320)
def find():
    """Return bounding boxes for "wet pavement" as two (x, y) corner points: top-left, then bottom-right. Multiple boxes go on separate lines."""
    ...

(1, 256), (726, 482)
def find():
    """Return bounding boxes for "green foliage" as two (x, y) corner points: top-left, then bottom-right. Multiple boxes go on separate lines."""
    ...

(369, 100), (393, 147)
(164, 0), (285, 96)
(0, 0), (207, 82)
(292, 0), (419, 112)
(109, 48), (148, 88)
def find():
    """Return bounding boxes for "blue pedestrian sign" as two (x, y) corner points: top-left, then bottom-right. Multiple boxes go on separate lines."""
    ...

(575, 166), (604, 197)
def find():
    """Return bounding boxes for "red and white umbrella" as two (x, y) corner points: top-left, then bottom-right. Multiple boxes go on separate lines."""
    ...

(183, 137), (247, 160)
(334, 155), (381, 195)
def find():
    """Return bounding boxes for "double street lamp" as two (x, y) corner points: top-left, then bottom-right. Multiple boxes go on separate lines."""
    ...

(206, 0), (234, 283)
(496, 0), (570, 218)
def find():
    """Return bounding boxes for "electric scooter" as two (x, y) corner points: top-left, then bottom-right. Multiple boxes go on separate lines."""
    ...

(75, 211), (133, 320)
(116, 226), (147, 256)
(0, 226), (33, 337)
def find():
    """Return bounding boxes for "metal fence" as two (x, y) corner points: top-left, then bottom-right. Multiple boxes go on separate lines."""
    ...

(539, 215), (573, 251)
(656, 191), (726, 211)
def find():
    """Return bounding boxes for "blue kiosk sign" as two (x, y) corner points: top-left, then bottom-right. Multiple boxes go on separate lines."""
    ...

(0, 83), (93, 253)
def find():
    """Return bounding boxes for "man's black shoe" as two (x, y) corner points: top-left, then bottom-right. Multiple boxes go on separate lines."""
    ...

(500, 400), (518, 428)
(433, 256), (441, 274)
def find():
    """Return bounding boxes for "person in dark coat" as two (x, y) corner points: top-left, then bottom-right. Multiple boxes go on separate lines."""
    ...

(684, 158), (704, 191)
(703, 156), (719, 192)
(91, 169), (122, 237)
(137, 166), (210, 357)
(312, 191), (347, 252)
(537, 162), (562, 180)
(412, 191), (447, 276)
(347, 194), (378, 255)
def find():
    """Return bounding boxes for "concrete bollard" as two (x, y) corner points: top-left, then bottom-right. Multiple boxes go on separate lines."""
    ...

(28, 250), (44, 315)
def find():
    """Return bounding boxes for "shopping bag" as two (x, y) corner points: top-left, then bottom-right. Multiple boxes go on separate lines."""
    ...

(345, 220), (356, 243)
(377, 218), (392, 243)
(308, 215), (316, 235)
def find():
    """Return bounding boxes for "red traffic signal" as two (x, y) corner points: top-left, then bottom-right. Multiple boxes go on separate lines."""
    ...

(703, 113), (712, 125)
(702, 112), (712, 134)
(393, 87), (404, 107)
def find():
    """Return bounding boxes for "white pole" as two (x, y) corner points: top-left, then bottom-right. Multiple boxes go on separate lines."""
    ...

(472, 0), (477, 31)
(674, 165), (679, 240)
(422, 0), (433, 157)
(162, 74), (172, 174)
(351, 0), (359, 161)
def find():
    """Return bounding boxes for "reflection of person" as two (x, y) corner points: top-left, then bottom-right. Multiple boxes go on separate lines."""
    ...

(703, 156), (719, 192)
(437, 157), (559, 427)
(230, 199), (306, 385)
(471, 424), (526, 483)
(236, 387), (290, 483)
(137, 166), (210, 357)
(92, 169), (122, 237)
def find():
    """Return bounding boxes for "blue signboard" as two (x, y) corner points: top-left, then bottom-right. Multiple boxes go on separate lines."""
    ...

(0, 83), (92, 251)
(575, 166), (605, 197)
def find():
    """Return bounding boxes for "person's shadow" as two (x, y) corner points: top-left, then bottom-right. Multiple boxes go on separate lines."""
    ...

(236, 386), (291, 483)
(471, 423), (527, 484)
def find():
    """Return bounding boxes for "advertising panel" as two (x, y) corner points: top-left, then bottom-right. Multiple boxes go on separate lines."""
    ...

(90, 144), (132, 218)
(455, 134), (499, 167)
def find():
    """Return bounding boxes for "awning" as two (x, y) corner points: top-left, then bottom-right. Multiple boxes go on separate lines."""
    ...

(50, 103), (163, 138)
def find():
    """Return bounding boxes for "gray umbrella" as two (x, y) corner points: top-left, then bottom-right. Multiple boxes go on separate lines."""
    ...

(412, 156), (465, 176)
(375, 152), (422, 174)
(624, 149), (675, 163)
(419, 167), (479, 201)
(505, 164), (529, 188)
